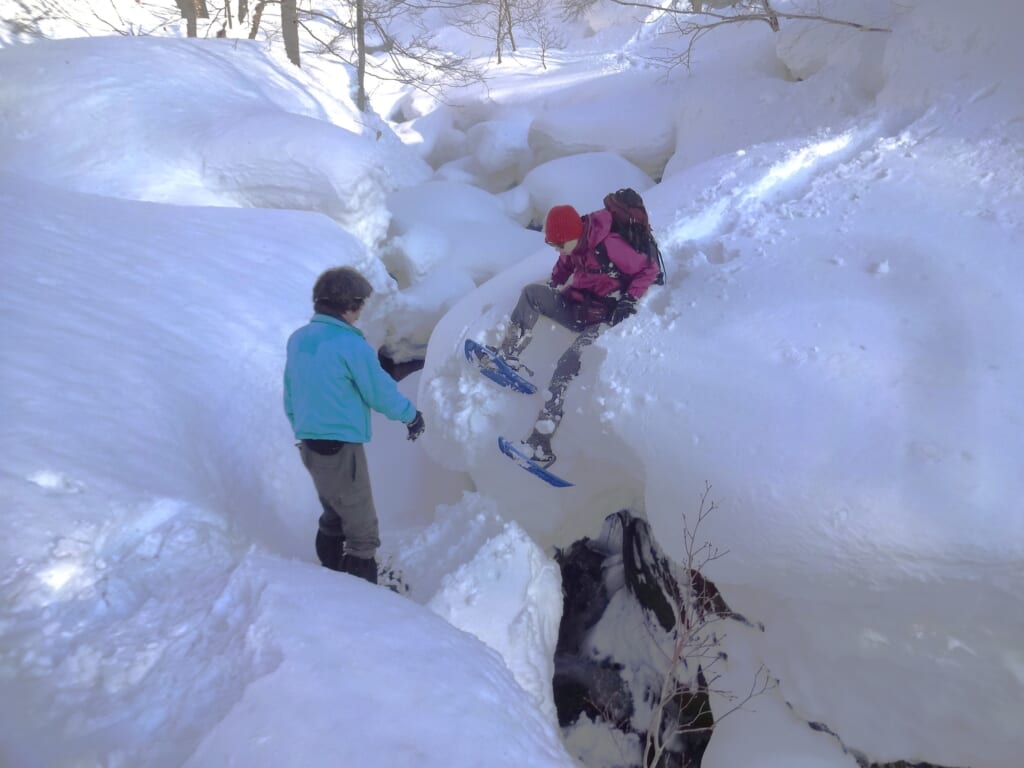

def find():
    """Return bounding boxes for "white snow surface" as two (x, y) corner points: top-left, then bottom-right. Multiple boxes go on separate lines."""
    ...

(2, 0), (1023, 766)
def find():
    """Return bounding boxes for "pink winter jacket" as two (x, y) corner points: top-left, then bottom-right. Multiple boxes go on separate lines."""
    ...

(550, 209), (660, 304)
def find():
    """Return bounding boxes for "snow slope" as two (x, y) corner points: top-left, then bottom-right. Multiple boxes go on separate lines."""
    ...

(1, 0), (1022, 766)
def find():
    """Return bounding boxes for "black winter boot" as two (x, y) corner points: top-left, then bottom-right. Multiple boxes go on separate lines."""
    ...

(315, 531), (344, 571)
(499, 327), (532, 367)
(341, 554), (379, 584)
(525, 430), (556, 469)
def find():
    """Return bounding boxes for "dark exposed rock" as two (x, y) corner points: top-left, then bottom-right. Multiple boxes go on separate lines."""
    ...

(377, 349), (424, 382)
(688, 568), (736, 621)
(553, 655), (633, 727)
(554, 539), (609, 658)
(796, 686), (966, 768)
(555, 516), (969, 768)
(553, 510), (715, 768)
(621, 511), (680, 632)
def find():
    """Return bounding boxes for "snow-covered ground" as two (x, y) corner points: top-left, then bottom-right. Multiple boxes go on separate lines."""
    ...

(1, 0), (1022, 766)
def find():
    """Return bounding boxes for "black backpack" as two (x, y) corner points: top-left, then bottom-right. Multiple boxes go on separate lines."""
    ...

(594, 188), (666, 288)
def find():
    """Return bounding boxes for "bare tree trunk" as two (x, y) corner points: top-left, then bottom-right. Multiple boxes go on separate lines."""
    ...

(175, 0), (195, 36)
(177, 0), (208, 34)
(248, 0), (268, 39)
(281, 0), (300, 65)
(282, 0), (483, 103)
(503, 0), (516, 52)
(494, 0), (506, 63)
(238, 0), (248, 23)
(520, 0), (561, 70)
(356, 0), (368, 110)
(224, 0), (233, 28)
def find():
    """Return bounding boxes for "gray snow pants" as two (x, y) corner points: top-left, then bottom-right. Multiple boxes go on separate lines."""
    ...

(298, 441), (380, 559)
(505, 283), (603, 440)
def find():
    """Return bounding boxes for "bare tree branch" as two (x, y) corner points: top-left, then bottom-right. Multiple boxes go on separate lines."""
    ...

(298, 0), (484, 109)
(574, 0), (889, 70)
(643, 483), (777, 767)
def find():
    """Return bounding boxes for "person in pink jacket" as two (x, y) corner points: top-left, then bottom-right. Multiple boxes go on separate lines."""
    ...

(487, 203), (660, 468)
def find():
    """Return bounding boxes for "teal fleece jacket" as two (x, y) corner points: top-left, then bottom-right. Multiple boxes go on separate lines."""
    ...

(284, 314), (416, 443)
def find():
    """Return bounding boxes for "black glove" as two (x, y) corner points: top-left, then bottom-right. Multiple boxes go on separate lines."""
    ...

(609, 296), (637, 326)
(406, 410), (425, 441)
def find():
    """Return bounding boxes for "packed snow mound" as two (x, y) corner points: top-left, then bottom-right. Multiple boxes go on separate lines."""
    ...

(422, 3), (1024, 765)
(528, 70), (677, 179)
(621, 104), (1024, 767)
(464, 117), (535, 185)
(185, 554), (573, 768)
(4, 0), (1024, 766)
(0, 175), (389, 558)
(429, 521), (562, 722)
(876, 0), (1024, 120)
(0, 494), (270, 767)
(2, 169), (565, 767)
(385, 180), (542, 287)
(663, 32), (882, 177)
(0, 36), (430, 244)
(427, 116), (537, 194)
(521, 152), (655, 226)
(377, 180), (545, 359)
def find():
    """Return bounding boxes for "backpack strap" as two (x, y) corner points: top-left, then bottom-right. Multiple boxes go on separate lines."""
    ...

(594, 242), (631, 295)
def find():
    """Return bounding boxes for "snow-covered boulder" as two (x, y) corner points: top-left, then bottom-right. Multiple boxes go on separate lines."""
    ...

(0, 36), (431, 246)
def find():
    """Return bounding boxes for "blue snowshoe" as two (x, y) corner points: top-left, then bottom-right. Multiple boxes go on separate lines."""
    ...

(498, 436), (573, 488)
(464, 339), (537, 395)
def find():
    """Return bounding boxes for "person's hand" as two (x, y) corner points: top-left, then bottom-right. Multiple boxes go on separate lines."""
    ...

(406, 410), (425, 441)
(609, 296), (637, 326)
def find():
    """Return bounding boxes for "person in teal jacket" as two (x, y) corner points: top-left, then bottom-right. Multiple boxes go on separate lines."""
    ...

(284, 266), (425, 584)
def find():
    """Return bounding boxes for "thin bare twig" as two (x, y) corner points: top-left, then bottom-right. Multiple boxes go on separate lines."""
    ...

(643, 483), (775, 767)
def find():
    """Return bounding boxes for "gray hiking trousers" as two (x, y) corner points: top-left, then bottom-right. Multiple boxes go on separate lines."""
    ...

(505, 283), (603, 442)
(298, 441), (380, 559)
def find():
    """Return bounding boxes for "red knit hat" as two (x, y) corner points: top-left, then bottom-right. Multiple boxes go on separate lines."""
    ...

(544, 205), (583, 245)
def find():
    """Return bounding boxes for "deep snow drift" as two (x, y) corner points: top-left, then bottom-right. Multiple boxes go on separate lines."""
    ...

(2, 0), (1023, 766)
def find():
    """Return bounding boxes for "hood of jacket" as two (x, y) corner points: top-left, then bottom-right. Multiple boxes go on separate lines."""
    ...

(582, 209), (613, 250)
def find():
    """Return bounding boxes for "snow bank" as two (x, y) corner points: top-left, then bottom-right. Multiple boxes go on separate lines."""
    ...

(422, 2), (1024, 765)
(385, 180), (541, 287)
(0, 174), (383, 557)
(604, 6), (1024, 765)
(0, 173), (567, 767)
(4, 0), (1024, 766)
(528, 70), (677, 180)
(521, 152), (655, 226)
(429, 522), (563, 722)
(185, 554), (572, 768)
(0, 37), (430, 245)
